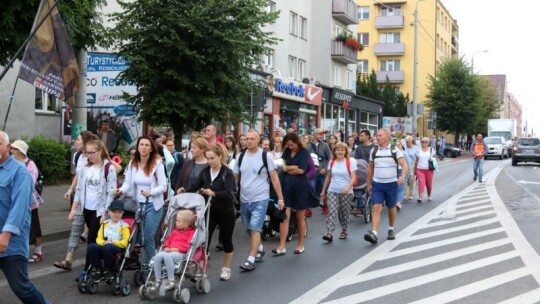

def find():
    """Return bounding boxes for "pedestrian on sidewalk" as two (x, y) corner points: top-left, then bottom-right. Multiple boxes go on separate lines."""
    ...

(470, 134), (488, 183)
(0, 131), (48, 304)
(321, 142), (357, 242)
(10, 140), (45, 263)
(365, 128), (408, 245)
(309, 129), (332, 215)
(414, 138), (436, 203)
(438, 135), (446, 161)
(394, 140), (409, 211)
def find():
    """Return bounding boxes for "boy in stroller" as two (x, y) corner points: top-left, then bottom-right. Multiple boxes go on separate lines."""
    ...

(86, 200), (130, 281)
(152, 209), (196, 291)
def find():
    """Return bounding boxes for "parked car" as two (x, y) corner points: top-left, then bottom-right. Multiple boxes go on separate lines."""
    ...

(444, 144), (462, 158)
(512, 137), (540, 166)
(483, 136), (508, 159)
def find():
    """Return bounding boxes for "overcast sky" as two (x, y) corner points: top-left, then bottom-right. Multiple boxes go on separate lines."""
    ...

(442, 0), (538, 136)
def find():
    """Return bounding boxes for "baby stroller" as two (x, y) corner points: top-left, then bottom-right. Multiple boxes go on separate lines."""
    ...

(352, 159), (372, 223)
(139, 193), (211, 303)
(262, 200), (308, 242)
(77, 198), (144, 296)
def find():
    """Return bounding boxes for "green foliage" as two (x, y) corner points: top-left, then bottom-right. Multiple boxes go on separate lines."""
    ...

(357, 71), (407, 117)
(0, 0), (36, 65)
(356, 69), (381, 101)
(108, 0), (279, 135)
(426, 57), (482, 140)
(25, 135), (70, 185)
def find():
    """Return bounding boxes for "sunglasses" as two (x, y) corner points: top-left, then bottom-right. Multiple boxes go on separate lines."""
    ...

(421, 141), (428, 143)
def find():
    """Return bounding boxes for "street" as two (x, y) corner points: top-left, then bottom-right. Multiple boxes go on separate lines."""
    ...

(1, 156), (539, 303)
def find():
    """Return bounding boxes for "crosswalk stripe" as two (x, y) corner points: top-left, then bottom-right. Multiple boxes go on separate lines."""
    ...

(408, 217), (500, 241)
(424, 210), (496, 227)
(453, 205), (493, 215)
(321, 251), (520, 304)
(461, 193), (489, 200)
(498, 287), (540, 304)
(455, 199), (491, 208)
(0, 258), (85, 288)
(346, 239), (512, 285)
(408, 267), (531, 304)
(383, 227), (506, 259)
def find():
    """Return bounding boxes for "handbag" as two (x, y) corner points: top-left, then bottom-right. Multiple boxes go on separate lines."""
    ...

(428, 158), (435, 171)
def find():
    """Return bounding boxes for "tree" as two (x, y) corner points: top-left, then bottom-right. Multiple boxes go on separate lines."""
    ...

(356, 69), (381, 101)
(109, 0), (278, 136)
(426, 57), (482, 144)
(380, 78), (397, 116)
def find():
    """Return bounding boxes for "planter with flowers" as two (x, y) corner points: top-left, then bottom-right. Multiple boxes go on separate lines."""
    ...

(335, 33), (364, 52)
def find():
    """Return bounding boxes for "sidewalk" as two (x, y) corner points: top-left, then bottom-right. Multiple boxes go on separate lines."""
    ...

(39, 184), (72, 241)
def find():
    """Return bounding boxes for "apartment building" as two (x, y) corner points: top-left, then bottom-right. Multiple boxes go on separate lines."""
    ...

(356, 0), (458, 136)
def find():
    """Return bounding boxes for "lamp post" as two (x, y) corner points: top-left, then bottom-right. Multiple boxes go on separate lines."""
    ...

(412, 0), (425, 136)
(471, 50), (488, 74)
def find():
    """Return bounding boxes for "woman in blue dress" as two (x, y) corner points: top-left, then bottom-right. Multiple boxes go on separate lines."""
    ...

(272, 132), (316, 256)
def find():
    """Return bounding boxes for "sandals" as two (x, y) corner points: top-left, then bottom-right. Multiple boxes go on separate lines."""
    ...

(239, 260), (256, 272)
(164, 280), (175, 291)
(339, 231), (348, 240)
(322, 233), (333, 242)
(28, 253), (44, 263)
(255, 250), (265, 262)
(53, 259), (72, 271)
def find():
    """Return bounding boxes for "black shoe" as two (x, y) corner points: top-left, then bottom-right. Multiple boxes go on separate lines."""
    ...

(479, 180), (482, 183)
(387, 229), (395, 240)
(239, 260), (256, 272)
(473, 176), (477, 181)
(364, 231), (378, 244)
(255, 250), (265, 263)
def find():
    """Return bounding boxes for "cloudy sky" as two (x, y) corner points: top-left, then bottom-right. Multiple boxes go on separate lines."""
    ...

(442, 0), (538, 136)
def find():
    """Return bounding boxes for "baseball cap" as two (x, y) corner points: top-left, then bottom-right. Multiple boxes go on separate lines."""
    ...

(11, 140), (29, 156)
(315, 128), (325, 135)
(108, 200), (124, 211)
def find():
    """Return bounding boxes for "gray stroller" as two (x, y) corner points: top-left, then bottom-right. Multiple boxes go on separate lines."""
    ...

(139, 193), (211, 303)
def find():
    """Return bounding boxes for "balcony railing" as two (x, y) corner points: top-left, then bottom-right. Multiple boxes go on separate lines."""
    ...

(376, 70), (404, 83)
(332, 0), (359, 25)
(374, 43), (405, 56)
(331, 40), (357, 64)
(375, 15), (404, 29)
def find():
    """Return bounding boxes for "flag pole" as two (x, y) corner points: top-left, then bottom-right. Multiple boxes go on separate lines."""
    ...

(0, 0), (62, 83)
(2, 77), (20, 131)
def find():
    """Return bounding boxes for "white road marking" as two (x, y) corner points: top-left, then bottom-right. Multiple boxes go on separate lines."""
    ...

(453, 205), (494, 215)
(498, 287), (540, 304)
(424, 210), (496, 227)
(518, 180), (540, 185)
(408, 218), (500, 241)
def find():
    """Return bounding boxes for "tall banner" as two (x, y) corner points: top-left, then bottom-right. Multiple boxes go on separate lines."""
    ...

(18, 0), (79, 105)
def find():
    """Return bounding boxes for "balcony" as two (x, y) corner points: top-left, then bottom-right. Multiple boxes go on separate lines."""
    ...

(376, 70), (404, 83)
(331, 40), (357, 64)
(375, 15), (404, 29)
(374, 43), (405, 56)
(332, 0), (359, 25)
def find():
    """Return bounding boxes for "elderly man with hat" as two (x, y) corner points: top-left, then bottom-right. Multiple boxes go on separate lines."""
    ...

(10, 140), (45, 264)
(309, 128), (332, 215)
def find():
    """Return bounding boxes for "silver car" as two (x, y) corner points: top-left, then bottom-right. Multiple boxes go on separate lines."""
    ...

(512, 137), (540, 166)
(484, 136), (508, 160)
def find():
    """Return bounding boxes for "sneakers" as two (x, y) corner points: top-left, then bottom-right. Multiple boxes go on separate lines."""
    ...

(220, 267), (231, 281)
(396, 202), (402, 211)
(387, 229), (396, 240)
(255, 250), (265, 263)
(322, 204), (329, 215)
(354, 207), (363, 217)
(473, 175), (477, 181)
(305, 209), (312, 217)
(164, 280), (175, 291)
(364, 231), (378, 245)
(239, 260), (256, 272)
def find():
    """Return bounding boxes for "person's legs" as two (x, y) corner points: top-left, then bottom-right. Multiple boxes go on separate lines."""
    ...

(277, 208), (291, 250)
(163, 252), (185, 281)
(478, 159), (484, 182)
(417, 169), (427, 200)
(0, 255), (47, 304)
(473, 159), (479, 180)
(102, 244), (122, 271)
(425, 170), (434, 197)
(370, 182), (385, 233)
(407, 176), (415, 199)
(338, 193), (353, 232)
(248, 200), (267, 257)
(153, 251), (166, 281)
(295, 209), (306, 250)
(86, 244), (102, 270)
(143, 205), (164, 265)
(326, 192), (339, 235)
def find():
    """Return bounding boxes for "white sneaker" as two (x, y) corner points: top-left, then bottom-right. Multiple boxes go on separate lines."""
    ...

(220, 267), (231, 281)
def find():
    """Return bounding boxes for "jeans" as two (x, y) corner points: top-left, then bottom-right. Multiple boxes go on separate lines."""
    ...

(0, 255), (48, 304)
(473, 158), (484, 181)
(240, 200), (269, 233)
(141, 204), (164, 266)
(312, 174), (327, 205)
(87, 243), (123, 271)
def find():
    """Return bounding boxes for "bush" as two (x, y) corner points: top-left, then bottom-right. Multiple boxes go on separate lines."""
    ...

(25, 135), (70, 185)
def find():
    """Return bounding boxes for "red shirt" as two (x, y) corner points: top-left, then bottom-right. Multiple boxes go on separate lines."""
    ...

(163, 227), (195, 253)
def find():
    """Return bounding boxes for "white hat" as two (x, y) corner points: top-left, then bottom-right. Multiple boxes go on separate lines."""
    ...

(11, 140), (29, 156)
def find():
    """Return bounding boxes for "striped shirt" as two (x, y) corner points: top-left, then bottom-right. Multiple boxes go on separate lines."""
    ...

(369, 144), (404, 183)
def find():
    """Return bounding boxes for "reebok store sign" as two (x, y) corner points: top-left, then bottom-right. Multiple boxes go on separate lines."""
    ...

(268, 77), (322, 105)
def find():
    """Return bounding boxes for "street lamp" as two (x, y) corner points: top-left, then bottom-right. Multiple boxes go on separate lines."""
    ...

(412, 0), (426, 135)
(471, 50), (488, 74)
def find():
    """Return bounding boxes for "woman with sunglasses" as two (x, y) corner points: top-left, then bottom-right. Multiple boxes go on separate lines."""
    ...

(404, 136), (419, 201)
(414, 137), (436, 203)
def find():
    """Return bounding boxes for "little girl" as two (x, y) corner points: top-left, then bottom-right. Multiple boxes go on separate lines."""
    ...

(153, 209), (196, 290)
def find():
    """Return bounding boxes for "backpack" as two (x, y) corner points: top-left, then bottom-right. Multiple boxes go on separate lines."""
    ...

(103, 161), (121, 188)
(25, 160), (44, 195)
(153, 162), (169, 201)
(329, 158), (358, 187)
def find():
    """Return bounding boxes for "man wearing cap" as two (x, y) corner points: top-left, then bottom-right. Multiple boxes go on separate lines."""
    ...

(0, 131), (48, 303)
(309, 128), (332, 215)
(98, 119), (117, 154)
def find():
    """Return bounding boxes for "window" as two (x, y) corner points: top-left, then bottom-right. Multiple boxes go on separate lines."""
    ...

(288, 56), (297, 79)
(265, 0), (276, 13)
(290, 12), (298, 36)
(357, 33), (369, 46)
(360, 112), (379, 136)
(346, 69), (353, 90)
(35, 88), (60, 113)
(358, 6), (370, 20)
(380, 32), (400, 43)
(322, 103), (346, 136)
(348, 109), (358, 136)
(297, 59), (305, 80)
(300, 17), (307, 39)
(334, 25), (343, 38)
(380, 5), (401, 17)
(261, 48), (274, 68)
(380, 60), (400, 71)
(334, 66), (342, 87)
(357, 60), (368, 74)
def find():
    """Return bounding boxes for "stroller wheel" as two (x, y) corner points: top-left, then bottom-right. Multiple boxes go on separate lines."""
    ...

(77, 279), (87, 294)
(87, 280), (98, 294)
(173, 287), (190, 303)
(121, 279), (131, 296)
(112, 283), (121, 296)
(202, 278), (211, 294)
(195, 280), (203, 294)
(138, 285), (147, 300)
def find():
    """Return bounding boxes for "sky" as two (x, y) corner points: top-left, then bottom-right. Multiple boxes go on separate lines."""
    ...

(442, 0), (538, 136)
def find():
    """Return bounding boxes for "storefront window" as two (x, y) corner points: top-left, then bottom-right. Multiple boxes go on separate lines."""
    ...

(347, 109), (357, 135)
(322, 103), (346, 137)
(360, 111), (379, 136)
(279, 101), (317, 135)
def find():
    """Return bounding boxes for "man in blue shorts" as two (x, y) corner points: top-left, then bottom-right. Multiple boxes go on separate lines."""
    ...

(233, 129), (284, 272)
(365, 128), (408, 244)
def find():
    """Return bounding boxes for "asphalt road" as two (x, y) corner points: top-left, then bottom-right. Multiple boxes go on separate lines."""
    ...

(1, 156), (539, 304)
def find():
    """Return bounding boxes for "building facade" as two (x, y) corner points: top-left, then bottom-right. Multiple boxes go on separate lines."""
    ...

(356, 0), (458, 136)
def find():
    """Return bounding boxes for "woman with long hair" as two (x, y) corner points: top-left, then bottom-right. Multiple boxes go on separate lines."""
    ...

(270, 136), (283, 159)
(346, 135), (356, 154)
(414, 137), (436, 203)
(188, 145), (236, 281)
(224, 135), (238, 168)
(272, 133), (312, 255)
(327, 134), (339, 151)
(320, 142), (357, 242)
(175, 137), (209, 193)
(117, 136), (168, 265)
(238, 133), (247, 152)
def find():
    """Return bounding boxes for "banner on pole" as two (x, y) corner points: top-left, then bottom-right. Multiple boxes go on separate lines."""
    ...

(18, 0), (79, 106)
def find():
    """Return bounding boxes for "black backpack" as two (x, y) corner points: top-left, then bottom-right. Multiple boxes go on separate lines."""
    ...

(25, 160), (44, 195)
(370, 145), (399, 175)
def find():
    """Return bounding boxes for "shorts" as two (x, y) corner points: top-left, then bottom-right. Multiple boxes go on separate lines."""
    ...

(371, 181), (398, 208)
(240, 200), (269, 233)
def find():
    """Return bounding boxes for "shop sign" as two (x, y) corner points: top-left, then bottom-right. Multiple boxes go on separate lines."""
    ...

(267, 77), (322, 106)
(330, 87), (354, 107)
